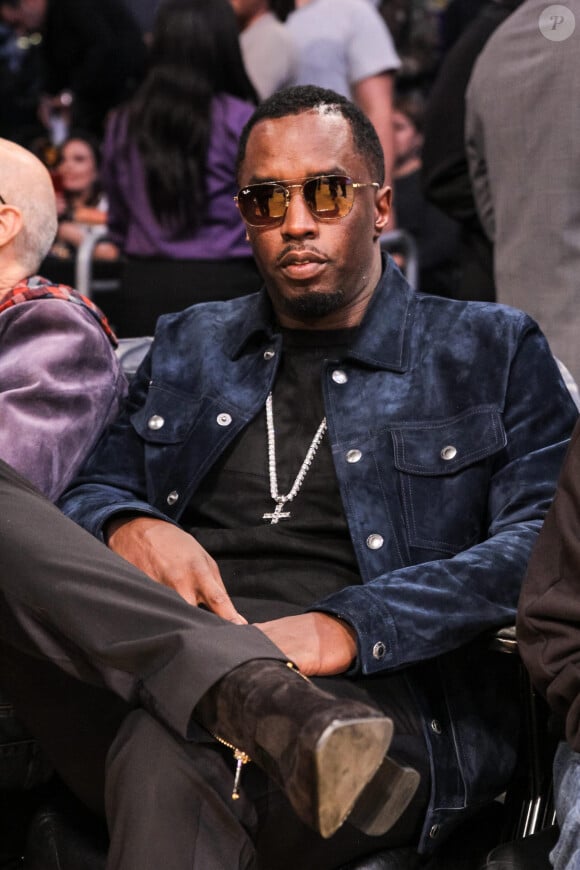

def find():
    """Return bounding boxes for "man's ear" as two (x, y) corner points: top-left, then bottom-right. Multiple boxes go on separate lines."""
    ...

(373, 185), (391, 240)
(0, 204), (24, 248)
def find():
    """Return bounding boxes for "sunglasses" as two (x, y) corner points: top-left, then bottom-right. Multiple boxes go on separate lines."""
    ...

(235, 175), (379, 228)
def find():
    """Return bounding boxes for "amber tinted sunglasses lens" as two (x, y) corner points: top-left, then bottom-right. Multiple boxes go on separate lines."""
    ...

(237, 184), (287, 226)
(303, 176), (354, 219)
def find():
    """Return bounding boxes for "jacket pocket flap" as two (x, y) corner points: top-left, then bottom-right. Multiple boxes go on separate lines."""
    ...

(392, 407), (506, 476)
(131, 385), (200, 444)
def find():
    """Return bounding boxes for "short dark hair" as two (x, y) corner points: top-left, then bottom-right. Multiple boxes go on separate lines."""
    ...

(235, 85), (385, 185)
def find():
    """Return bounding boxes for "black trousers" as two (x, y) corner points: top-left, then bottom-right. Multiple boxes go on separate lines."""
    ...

(0, 461), (429, 869)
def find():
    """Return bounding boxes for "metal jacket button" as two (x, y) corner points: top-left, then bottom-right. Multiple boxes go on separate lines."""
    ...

(332, 369), (348, 384)
(147, 414), (165, 430)
(440, 445), (457, 461)
(217, 413), (232, 427)
(263, 349), (275, 360)
(366, 533), (384, 550)
(166, 491), (179, 506)
(372, 641), (386, 660)
(346, 449), (362, 463)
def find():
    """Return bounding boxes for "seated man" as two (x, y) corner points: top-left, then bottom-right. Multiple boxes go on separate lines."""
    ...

(0, 136), (126, 794)
(518, 419), (580, 869)
(1, 85), (577, 868)
(0, 137), (126, 501)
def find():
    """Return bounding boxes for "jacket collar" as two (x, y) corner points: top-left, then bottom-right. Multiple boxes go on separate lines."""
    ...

(227, 255), (414, 372)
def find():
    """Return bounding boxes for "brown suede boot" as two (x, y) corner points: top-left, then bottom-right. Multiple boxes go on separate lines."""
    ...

(195, 660), (394, 838)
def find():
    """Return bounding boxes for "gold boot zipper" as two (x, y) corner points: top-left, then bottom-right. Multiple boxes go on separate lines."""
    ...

(211, 733), (251, 800)
(210, 662), (307, 800)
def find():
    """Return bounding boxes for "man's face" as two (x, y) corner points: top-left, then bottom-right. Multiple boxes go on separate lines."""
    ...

(238, 110), (391, 329)
(392, 110), (422, 170)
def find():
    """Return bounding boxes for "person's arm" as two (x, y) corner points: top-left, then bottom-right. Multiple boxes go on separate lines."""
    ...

(304, 318), (577, 676)
(347, 0), (400, 186)
(58, 342), (245, 622)
(0, 301), (126, 502)
(353, 72), (396, 189)
(517, 420), (580, 751)
(464, 68), (495, 241)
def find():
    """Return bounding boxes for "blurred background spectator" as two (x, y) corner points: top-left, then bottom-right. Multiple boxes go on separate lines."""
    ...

(121, 0), (159, 38)
(0, 19), (43, 145)
(231, 0), (297, 101)
(421, 0), (522, 301)
(102, 0), (260, 337)
(0, 0), (146, 139)
(392, 89), (460, 296)
(286, 0), (401, 183)
(466, 0), (580, 382)
(49, 133), (117, 263)
(378, 0), (443, 93)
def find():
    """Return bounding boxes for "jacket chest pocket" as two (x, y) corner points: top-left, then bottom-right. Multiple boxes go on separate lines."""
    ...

(391, 407), (506, 556)
(131, 385), (201, 444)
(131, 385), (201, 499)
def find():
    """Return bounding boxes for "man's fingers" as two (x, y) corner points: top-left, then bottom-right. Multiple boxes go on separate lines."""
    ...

(200, 582), (247, 624)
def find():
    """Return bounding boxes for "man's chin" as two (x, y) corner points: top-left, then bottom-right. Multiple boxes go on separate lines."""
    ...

(280, 289), (345, 321)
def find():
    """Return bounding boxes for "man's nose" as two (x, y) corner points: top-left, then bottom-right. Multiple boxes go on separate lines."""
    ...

(280, 189), (318, 238)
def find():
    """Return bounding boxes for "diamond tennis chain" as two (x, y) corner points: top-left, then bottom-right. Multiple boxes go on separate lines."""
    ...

(262, 392), (327, 524)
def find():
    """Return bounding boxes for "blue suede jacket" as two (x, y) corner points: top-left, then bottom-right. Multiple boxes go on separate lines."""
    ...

(60, 259), (577, 853)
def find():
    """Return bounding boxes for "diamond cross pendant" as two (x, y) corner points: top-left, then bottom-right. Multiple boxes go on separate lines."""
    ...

(263, 502), (291, 524)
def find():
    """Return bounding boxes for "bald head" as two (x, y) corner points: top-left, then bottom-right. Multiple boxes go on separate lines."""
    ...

(0, 138), (58, 277)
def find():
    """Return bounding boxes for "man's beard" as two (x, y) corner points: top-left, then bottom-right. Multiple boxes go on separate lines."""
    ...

(280, 288), (345, 320)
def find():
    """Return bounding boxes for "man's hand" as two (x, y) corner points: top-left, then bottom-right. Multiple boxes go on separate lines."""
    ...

(254, 613), (357, 676)
(106, 516), (247, 624)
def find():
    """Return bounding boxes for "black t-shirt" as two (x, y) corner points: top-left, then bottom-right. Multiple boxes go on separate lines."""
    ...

(182, 327), (362, 623)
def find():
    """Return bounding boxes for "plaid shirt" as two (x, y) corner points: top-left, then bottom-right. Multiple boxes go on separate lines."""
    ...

(1, 276), (117, 347)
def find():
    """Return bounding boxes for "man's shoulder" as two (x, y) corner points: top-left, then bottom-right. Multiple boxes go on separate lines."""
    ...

(412, 292), (535, 346)
(154, 293), (261, 340)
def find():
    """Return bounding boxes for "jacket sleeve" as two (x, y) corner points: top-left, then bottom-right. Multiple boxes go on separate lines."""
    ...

(58, 346), (171, 536)
(0, 301), (126, 502)
(464, 67), (495, 242)
(312, 318), (579, 675)
(517, 419), (580, 750)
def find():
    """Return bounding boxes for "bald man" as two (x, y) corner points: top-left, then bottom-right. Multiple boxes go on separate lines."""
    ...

(0, 138), (125, 500)
(0, 138), (126, 799)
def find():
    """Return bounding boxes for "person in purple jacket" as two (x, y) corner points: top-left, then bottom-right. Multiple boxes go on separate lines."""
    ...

(0, 136), (125, 502)
(0, 134), (126, 797)
(101, 0), (262, 337)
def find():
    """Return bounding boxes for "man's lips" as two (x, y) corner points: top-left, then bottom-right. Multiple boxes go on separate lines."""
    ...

(277, 250), (328, 275)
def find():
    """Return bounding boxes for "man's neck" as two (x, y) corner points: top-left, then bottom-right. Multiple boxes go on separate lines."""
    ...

(0, 265), (29, 300)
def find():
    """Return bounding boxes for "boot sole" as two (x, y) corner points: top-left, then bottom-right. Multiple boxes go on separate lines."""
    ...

(348, 755), (421, 836)
(314, 716), (394, 838)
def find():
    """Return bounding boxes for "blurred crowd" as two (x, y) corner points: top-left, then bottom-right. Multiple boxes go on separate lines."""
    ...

(2, 0), (577, 384)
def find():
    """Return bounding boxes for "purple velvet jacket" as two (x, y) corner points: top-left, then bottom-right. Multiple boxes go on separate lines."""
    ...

(0, 278), (126, 501)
